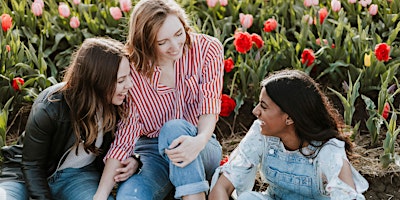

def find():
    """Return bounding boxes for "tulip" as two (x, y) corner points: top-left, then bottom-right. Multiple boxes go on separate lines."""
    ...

(312, 0), (319, 5)
(219, 0), (228, 6)
(364, 53), (371, 67)
(70, 16), (80, 29)
(331, 0), (341, 12)
(73, 0), (81, 5)
(304, 0), (313, 7)
(120, 0), (132, 12)
(239, 13), (253, 29)
(12, 77), (24, 91)
(263, 18), (278, 32)
(302, 14), (313, 25)
(359, 0), (371, 7)
(1, 13), (12, 32)
(382, 102), (390, 120)
(220, 94), (236, 117)
(34, 0), (44, 8)
(301, 49), (315, 67)
(206, 0), (218, 8)
(233, 31), (252, 54)
(368, 4), (378, 16)
(251, 33), (264, 49)
(6, 45), (10, 52)
(318, 7), (328, 24)
(224, 58), (234, 73)
(374, 43), (391, 62)
(110, 7), (122, 20)
(348, 0), (357, 3)
(58, 3), (70, 18)
(32, 2), (43, 16)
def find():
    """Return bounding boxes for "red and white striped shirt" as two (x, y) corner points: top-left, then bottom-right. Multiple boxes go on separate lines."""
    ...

(106, 33), (224, 161)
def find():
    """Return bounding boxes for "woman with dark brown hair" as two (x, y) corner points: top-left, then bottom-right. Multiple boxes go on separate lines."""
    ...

(0, 37), (136, 200)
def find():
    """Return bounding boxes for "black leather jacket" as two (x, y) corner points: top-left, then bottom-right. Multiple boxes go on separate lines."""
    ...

(0, 83), (113, 199)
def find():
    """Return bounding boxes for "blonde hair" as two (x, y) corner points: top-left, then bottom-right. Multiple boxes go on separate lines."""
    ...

(125, 0), (192, 78)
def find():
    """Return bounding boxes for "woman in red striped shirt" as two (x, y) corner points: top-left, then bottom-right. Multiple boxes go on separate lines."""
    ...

(94, 0), (224, 199)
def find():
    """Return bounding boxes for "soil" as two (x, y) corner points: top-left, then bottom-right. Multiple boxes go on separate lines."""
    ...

(4, 96), (400, 200)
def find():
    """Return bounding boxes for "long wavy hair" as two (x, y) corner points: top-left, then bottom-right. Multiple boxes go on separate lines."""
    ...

(125, 0), (192, 79)
(58, 37), (128, 154)
(262, 69), (353, 156)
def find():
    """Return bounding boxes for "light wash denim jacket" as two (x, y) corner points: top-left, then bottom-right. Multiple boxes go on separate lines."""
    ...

(211, 120), (369, 200)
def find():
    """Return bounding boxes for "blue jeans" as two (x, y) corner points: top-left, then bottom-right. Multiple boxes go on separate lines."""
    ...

(0, 163), (113, 200)
(0, 181), (28, 200)
(117, 119), (222, 200)
(48, 163), (114, 200)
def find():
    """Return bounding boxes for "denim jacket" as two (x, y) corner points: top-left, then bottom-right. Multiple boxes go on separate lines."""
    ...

(211, 120), (369, 200)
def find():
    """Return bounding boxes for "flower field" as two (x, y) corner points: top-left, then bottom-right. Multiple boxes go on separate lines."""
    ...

(1, 0), (400, 198)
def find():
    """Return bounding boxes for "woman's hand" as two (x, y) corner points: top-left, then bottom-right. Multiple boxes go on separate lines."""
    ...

(165, 135), (203, 168)
(114, 157), (140, 182)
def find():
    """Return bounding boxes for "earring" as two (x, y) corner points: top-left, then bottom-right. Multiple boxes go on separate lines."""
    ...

(286, 121), (290, 125)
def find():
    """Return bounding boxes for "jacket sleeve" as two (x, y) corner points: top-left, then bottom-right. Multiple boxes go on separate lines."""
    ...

(22, 102), (57, 199)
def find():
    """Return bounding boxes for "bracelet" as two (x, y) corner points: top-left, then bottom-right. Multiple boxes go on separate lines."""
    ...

(131, 153), (143, 174)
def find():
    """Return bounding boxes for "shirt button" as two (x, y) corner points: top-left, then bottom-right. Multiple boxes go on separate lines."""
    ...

(309, 158), (313, 163)
(269, 149), (274, 154)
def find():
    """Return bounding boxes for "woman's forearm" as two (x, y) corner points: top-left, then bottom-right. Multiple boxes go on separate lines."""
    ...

(94, 158), (122, 200)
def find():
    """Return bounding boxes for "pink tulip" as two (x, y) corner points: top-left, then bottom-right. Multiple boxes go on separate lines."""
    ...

(348, 0), (357, 3)
(302, 14), (313, 25)
(119, 0), (132, 12)
(312, 0), (319, 5)
(32, 2), (43, 16)
(70, 16), (80, 28)
(331, 0), (341, 12)
(110, 7), (122, 20)
(34, 0), (44, 8)
(219, 0), (228, 6)
(207, 0), (218, 7)
(369, 4), (378, 16)
(239, 13), (253, 29)
(73, 0), (81, 5)
(6, 45), (10, 52)
(359, 0), (371, 7)
(304, 0), (313, 7)
(58, 3), (70, 18)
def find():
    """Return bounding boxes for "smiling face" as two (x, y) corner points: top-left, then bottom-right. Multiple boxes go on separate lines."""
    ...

(252, 87), (289, 137)
(112, 57), (132, 105)
(155, 14), (186, 65)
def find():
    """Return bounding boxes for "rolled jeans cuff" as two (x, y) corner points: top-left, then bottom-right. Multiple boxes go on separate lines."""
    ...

(174, 180), (209, 199)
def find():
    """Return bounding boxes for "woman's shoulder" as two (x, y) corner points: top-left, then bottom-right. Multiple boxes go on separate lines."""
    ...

(190, 33), (223, 49)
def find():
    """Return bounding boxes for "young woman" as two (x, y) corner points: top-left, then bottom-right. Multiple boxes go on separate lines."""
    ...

(0, 37), (136, 200)
(94, 0), (224, 199)
(209, 69), (369, 200)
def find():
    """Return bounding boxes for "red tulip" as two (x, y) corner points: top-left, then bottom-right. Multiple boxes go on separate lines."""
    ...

(1, 13), (12, 32)
(224, 58), (234, 73)
(12, 77), (24, 91)
(382, 102), (390, 119)
(301, 49), (315, 67)
(220, 94), (236, 117)
(6, 45), (10, 52)
(233, 31), (252, 54)
(251, 33), (264, 49)
(263, 18), (277, 32)
(318, 7), (328, 24)
(220, 155), (229, 166)
(374, 43), (391, 62)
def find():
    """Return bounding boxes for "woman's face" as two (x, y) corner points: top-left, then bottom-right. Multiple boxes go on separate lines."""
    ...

(112, 57), (132, 105)
(252, 87), (289, 136)
(155, 14), (186, 65)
